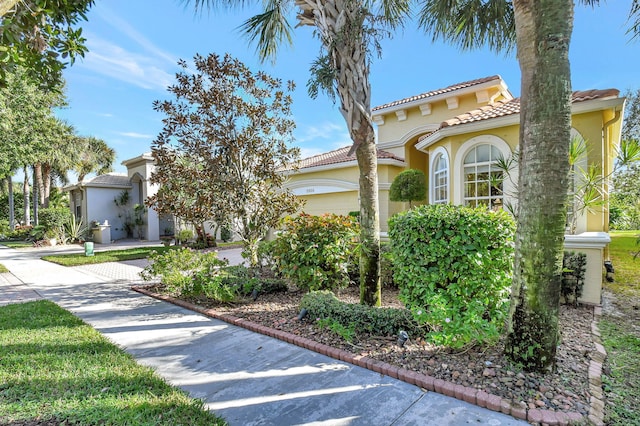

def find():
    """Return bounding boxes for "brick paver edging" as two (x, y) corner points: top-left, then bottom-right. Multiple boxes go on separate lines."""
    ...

(132, 286), (590, 425)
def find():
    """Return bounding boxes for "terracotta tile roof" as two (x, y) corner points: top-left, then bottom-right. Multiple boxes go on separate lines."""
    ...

(297, 146), (405, 170)
(372, 75), (503, 111)
(83, 173), (131, 187)
(441, 88), (621, 128)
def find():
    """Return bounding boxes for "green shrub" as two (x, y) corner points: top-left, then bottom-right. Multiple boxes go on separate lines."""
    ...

(300, 291), (419, 338)
(7, 226), (32, 240)
(177, 229), (194, 244)
(562, 251), (587, 306)
(271, 213), (360, 292)
(220, 225), (232, 242)
(141, 248), (234, 301)
(39, 207), (69, 232)
(389, 204), (515, 348)
(219, 264), (288, 296)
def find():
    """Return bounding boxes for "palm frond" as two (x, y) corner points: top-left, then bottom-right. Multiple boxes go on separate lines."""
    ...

(628, 0), (640, 39)
(375, 0), (411, 30)
(616, 138), (640, 166)
(417, 0), (515, 54)
(239, 0), (294, 62)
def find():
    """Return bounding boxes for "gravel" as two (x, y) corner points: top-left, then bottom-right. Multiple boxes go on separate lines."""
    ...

(157, 284), (596, 417)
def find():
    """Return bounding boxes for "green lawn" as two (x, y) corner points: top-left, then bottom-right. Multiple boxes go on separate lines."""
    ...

(0, 300), (226, 426)
(0, 264), (8, 273)
(42, 246), (177, 266)
(601, 231), (640, 425)
(0, 240), (33, 249)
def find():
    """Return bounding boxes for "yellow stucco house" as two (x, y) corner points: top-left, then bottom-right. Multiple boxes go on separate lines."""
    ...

(285, 75), (626, 305)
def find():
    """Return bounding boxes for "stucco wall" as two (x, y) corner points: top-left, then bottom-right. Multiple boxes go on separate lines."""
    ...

(85, 187), (127, 241)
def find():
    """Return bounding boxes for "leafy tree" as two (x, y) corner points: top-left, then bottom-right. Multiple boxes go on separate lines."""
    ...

(0, 0), (94, 89)
(186, 0), (411, 307)
(149, 53), (302, 266)
(389, 169), (426, 208)
(0, 66), (60, 226)
(147, 152), (218, 246)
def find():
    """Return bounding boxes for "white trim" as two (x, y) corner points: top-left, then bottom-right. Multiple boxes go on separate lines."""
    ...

(564, 232), (610, 248)
(377, 124), (441, 150)
(446, 96), (459, 109)
(419, 104), (432, 115)
(294, 158), (406, 175)
(453, 135), (515, 206)
(286, 178), (392, 195)
(396, 110), (407, 121)
(429, 146), (450, 204)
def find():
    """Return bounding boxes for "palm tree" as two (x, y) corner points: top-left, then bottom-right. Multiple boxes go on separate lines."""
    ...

(418, 0), (640, 371)
(73, 136), (116, 182)
(186, 0), (411, 306)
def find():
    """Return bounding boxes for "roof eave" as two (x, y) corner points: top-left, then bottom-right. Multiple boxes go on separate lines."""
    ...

(372, 78), (511, 117)
(415, 96), (626, 152)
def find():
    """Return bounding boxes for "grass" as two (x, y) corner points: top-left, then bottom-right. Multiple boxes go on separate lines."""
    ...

(0, 240), (33, 249)
(0, 300), (226, 426)
(42, 246), (177, 266)
(0, 264), (8, 273)
(601, 231), (640, 425)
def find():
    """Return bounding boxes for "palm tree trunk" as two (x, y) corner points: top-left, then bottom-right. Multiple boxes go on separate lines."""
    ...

(22, 166), (30, 226)
(42, 162), (52, 208)
(7, 176), (15, 231)
(505, 0), (574, 372)
(35, 162), (45, 206)
(299, 0), (382, 305)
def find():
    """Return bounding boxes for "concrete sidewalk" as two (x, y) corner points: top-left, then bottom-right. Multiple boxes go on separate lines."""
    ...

(0, 245), (527, 425)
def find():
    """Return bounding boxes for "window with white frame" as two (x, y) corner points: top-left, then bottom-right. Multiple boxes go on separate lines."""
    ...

(432, 152), (449, 204)
(463, 143), (504, 209)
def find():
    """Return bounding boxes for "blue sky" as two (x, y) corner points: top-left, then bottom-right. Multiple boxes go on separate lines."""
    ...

(55, 0), (640, 176)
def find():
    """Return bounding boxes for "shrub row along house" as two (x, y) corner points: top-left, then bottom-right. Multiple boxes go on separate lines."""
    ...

(65, 75), (625, 305)
(284, 75), (625, 305)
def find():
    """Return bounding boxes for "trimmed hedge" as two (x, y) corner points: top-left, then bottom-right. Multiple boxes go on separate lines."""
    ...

(300, 290), (419, 338)
(389, 204), (516, 348)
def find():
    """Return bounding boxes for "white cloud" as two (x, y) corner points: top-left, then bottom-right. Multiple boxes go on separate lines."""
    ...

(116, 131), (154, 139)
(296, 121), (347, 143)
(81, 38), (174, 91)
(295, 121), (352, 159)
(96, 112), (113, 118)
(76, 2), (179, 91)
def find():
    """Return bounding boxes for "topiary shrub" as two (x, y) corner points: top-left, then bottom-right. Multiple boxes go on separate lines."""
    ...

(389, 169), (427, 208)
(561, 251), (587, 306)
(389, 204), (515, 348)
(271, 213), (360, 292)
(300, 290), (419, 338)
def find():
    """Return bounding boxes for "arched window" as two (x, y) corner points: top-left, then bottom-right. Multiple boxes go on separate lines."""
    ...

(430, 147), (449, 204)
(463, 143), (504, 209)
